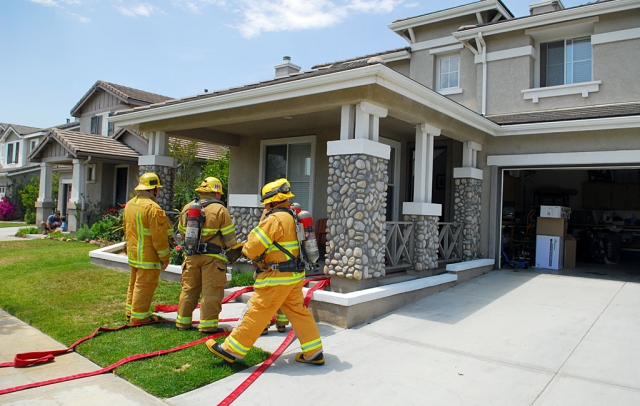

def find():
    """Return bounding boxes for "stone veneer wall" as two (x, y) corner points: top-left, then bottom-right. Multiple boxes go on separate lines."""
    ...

(453, 177), (482, 260)
(403, 215), (440, 270)
(324, 154), (388, 280)
(139, 165), (175, 212)
(229, 206), (262, 242)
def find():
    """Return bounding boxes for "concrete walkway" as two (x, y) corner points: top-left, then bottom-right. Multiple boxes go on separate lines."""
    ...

(1, 268), (639, 405)
(0, 224), (46, 242)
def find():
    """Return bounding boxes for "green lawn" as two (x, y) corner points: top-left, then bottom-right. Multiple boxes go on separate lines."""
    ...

(0, 222), (27, 228)
(0, 240), (269, 398)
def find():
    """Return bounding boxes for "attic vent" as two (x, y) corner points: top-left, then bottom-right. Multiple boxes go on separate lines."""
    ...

(529, 0), (564, 16)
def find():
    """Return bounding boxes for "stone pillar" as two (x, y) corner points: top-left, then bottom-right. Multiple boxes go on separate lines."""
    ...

(139, 132), (176, 212)
(403, 123), (442, 271)
(453, 141), (484, 261)
(67, 159), (87, 231)
(325, 151), (389, 281)
(403, 214), (439, 270)
(35, 162), (54, 226)
(228, 194), (263, 242)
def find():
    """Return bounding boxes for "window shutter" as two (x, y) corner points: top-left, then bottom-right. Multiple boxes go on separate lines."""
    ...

(6, 143), (13, 164)
(14, 142), (19, 164)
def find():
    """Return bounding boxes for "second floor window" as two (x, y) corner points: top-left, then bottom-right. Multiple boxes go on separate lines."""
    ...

(541, 36), (592, 87)
(437, 55), (460, 90)
(90, 116), (102, 135)
(30, 139), (38, 152)
(6, 141), (19, 164)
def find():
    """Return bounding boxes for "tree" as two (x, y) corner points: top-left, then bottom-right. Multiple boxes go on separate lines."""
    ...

(19, 176), (40, 224)
(200, 150), (230, 205)
(168, 139), (200, 211)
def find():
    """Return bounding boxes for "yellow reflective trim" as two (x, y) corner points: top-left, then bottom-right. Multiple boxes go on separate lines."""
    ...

(178, 224), (186, 232)
(252, 226), (272, 248)
(136, 212), (144, 261)
(220, 224), (235, 235)
(198, 319), (219, 328)
(300, 337), (322, 352)
(176, 315), (192, 324)
(203, 253), (228, 261)
(254, 272), (304, 288)
(226, 336), (249, 357)
(157, 247), (170, 257)
(202, 228), (219, 236)
(127, 259), (162, 269)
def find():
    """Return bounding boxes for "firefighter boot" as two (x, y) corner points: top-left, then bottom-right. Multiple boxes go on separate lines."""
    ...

(206, 341), (237, 364)
(295, 351), (325, 366)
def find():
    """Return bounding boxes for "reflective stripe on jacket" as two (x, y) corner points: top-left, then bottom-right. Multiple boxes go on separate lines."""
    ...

(123, 195), (172, 269)
(243, 201), (301, 277)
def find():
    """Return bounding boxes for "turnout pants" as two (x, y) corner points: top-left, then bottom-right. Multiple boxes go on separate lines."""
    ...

(176, 255), (227, 332)
(222, 270), (322, 359)
(126, 266), (161, 324)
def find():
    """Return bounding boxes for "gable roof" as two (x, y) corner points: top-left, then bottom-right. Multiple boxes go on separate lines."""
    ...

(30, 129), (140, 161)
(70, 80), (173, 117)
(0, 123), (44, 142)
(112, 128), (228, 161)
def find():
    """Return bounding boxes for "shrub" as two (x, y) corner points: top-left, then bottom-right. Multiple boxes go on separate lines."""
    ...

(170, 248), (184, 265)
(15, 226), (40, 237)
(75, 224), (93, 241)
(0, 197), (16, 220)
(90, 208), (124, 243)
(18, 177), (39, 224)
(228, 271), (255, 288)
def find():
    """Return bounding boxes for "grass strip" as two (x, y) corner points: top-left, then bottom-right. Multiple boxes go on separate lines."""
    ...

(0, 222), (27, 228)
(0, 240), (269, 398)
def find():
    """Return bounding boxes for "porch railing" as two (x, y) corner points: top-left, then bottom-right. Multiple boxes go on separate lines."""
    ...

(438, 222), (463, 263)
(385, 221), (414, 272)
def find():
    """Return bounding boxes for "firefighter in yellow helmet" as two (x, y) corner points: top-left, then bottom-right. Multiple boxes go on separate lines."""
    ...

(206, 178), (324, 365)
(123, 172), (173, 324)
(175, 177), (238, 333)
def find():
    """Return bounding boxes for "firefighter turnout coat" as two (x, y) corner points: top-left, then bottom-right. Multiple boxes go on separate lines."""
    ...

(219, 201), (323, 360)
(123, 194), (173, 323)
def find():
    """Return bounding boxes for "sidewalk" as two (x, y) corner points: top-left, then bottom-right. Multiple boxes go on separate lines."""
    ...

(1, 270), (639, 405)
(0, 225), (46, 242)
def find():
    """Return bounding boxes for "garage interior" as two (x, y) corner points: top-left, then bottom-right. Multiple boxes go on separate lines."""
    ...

(500, 167), (640, 278)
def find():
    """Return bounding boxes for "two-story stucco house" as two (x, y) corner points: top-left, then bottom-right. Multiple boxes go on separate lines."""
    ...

(28, 80), (227, 231)
(0, 121), (80, 202)
(106, 0), (639, 313)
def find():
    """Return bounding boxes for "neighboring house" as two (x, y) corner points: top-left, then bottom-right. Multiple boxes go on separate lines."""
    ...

(103, 0), (640, 296)
(0, 121), (80, 202)
(28, 80), (227, 231)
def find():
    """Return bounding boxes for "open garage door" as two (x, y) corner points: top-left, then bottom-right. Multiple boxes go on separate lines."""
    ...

(497, 165), (640, 279)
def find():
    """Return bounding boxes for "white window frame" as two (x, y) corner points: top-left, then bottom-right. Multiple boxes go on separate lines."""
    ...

(540, 36), (593, 88)
(436, 53), (461, 95)
(0, 186), (5, 198)
(5, 141), (20, 165)
(259, 135), (316, 216)
(86, 164), (97, 183)
(30, 139), (38, 152)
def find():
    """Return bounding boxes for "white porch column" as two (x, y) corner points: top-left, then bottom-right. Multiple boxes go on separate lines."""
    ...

(139, 131), (176, 212)
(35, 162), (54, 226)
(67, 159), (87, 231)
(403, 123), (442, 272)
(453, 141), (484, 260)
(341, 102), (388, 141)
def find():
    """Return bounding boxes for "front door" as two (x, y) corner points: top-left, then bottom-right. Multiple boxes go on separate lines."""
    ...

(115, 167), (128, 206)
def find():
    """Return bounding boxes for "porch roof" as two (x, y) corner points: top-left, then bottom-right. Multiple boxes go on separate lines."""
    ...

(109, 61), (498, 145)
(486, 102), (640, 125)
(29, 129), (140, 163)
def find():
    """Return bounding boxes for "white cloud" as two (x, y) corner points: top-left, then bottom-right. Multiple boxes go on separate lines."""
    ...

(30, 0), (59, 7)
(404, 2), (419, 7)
(116, 3), (155, 17)
(235, 0), (402, 38)
(175, 0), (227, 13)
(68, 12), (90, 23)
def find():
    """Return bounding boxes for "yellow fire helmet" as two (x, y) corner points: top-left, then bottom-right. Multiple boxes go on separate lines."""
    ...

(135, 172), (163, 191)
(195, 177), (224, 194)
(261, 178), (294, 205)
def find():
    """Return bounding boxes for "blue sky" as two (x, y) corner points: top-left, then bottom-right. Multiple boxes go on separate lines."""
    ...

(1, 0), (583, 128)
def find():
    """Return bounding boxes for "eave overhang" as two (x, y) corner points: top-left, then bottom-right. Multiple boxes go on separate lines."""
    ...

(453, 0), (640, 41)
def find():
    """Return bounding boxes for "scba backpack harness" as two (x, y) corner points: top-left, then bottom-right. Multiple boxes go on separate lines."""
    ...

(182, 198), (226, 256)
(263, 207), (318, 273)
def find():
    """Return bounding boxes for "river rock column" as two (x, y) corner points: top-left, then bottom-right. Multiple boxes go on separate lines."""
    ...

(453, 141), (484, 261)
(453, 177), (482, 260)
(138, 131), (176, 212)
(403, 214), (439, 270)
(325, 153), (388, 280)
(228, 194), (263, 242)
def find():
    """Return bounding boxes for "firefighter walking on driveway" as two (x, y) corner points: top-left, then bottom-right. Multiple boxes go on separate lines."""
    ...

(176, 177), (238, 333)
(206, 178), (324, 365)
(123, 172), (173, 324)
